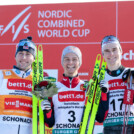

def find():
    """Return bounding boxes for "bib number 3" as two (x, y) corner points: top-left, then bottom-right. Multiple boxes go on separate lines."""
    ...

(68, 111), (76, 122)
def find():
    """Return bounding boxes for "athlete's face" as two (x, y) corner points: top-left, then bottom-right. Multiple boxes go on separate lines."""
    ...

(63, 53), (80, 77)
(102, 43), (122, 71)
(15, 51), (35, 71)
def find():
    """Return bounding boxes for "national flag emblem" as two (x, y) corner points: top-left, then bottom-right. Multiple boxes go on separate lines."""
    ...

(23, 43), (29, 49)
(80, 84), (86, 91)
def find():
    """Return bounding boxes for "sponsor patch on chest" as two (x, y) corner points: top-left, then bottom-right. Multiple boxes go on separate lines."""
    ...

(109, 79), (126, 90)
(58, 91), (85, 102)
(4, 98), (32, 112)
(7, 79), (32, 91)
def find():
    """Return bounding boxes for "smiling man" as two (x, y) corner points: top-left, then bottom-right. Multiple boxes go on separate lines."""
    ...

(0, 36), (36, 134)
(100, 35), (134, 134)
(61, 46), (82, 78)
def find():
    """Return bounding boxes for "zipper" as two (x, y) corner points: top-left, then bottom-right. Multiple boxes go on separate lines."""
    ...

(69, 78), (73, 88)
(22, 73), (25, 78)
(17, 124), (20, 134)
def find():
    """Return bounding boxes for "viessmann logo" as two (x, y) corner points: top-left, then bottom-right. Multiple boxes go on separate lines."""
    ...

(0, 6), (31, 41)
(4, 98), (32, 112)
(58, 91), (85, 102)
(7, 79), (32, 91)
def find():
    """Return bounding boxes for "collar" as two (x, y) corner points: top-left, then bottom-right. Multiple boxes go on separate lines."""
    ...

(61, 74), (80, 88)
(107, 65), (125, 76)
(13, 66), (32, 78)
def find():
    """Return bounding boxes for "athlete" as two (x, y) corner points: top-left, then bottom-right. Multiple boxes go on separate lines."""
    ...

(0, 36), (36, 134)
(100, 35), (134, 134)
(38, 46), (109, 134)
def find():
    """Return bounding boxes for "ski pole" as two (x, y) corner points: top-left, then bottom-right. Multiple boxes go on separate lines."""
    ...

(122, 74), (133, 134)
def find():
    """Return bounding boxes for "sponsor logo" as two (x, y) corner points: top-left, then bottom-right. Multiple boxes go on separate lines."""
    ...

(15, 69), (21, 74)
(80, 84), (86, 91)
(124, 89), (133, 104)
(0, 6), (31, 41)
(108, 79), (126, 90)
(53, 129), (78, 134)
(23, 43), (29, 49)
(107, 111), (133, 118)
(4, 98), (32, 112)
(56, 123), (80, 128)
(26, 71), (30, 76)
(121, 50), (134, 60)
(58, 91), (85, 102)
(63, 78), (67, 81)
(3, 116), (32, 123)
(7, 79), (32, 91)
(5, 71), (11, 76)
(44, 77), (56, 82)
(38, 61), (43, 81)
(45, 129), (52, 134)
(127, 90), (131, 102)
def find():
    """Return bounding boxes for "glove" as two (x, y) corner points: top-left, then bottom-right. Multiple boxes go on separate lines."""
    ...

(41, 100), (51, 111)
(84, 79), (94, 95)
(84, 79), (94, 90)
(99, 80), (109, 93)
(130, 104), (134, 114)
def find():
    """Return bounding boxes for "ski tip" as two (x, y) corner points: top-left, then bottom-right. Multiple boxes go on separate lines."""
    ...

(96, 54), (101, 61)
(38, 44), (43, 51)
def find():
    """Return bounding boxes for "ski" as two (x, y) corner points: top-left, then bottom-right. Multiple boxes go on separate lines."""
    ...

(79, 54), (101, 134)
(38, 45), (45, 134)
(87, 58), (107, 134)
(32, 46), (38, 134)
(32, 45), (44, 134)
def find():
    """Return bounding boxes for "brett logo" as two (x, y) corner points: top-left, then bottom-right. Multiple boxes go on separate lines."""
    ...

(108, 79), (126, 90)
(0, 6), (31, 41)
(58, 91), (85, 102)
(121, 50), (134, 60)
(7, 79), (32, 91)
(4, 98), (32, 112)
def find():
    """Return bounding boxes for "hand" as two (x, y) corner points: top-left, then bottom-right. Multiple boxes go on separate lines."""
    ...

(130, 104), (134, 114)
(99, 80), (109, 93)
(84, 79), (94, 90)
(41, 100), (51, 111)
(84, 79), (94, 95)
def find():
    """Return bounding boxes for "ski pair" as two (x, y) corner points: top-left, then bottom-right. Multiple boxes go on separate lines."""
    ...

(32, 45), (45, 134)
(79, 54), (107, 134)
(122, 70), (134, 134)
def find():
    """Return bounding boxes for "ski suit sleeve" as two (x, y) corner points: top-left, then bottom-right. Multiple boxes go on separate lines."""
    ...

(95, 92), (109, 123)
(43, 97), (55, 128)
